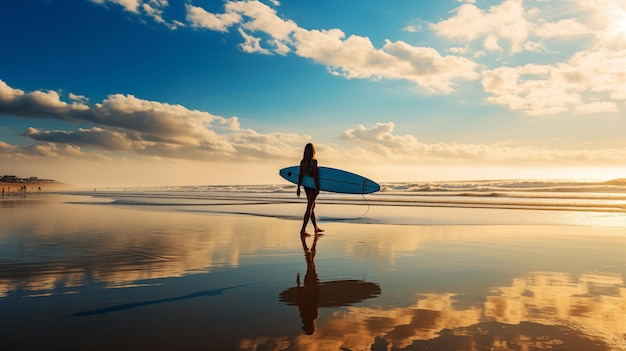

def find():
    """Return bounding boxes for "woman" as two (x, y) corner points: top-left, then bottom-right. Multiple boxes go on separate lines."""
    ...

(297, 143), (324, 235)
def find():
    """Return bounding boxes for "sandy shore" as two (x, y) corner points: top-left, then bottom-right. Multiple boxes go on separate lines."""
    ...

(1, 193), (625, 350)
(0, 181), (70, 193)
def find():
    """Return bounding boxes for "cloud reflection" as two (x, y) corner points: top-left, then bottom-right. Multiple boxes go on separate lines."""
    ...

(0, 196), (302, 297)
(242, 271), (626, 350)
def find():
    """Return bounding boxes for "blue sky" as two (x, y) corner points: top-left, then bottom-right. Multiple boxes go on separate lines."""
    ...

(1, 0), (626, 186)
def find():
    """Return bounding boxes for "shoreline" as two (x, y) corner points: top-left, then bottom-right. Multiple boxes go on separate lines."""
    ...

(27, 191), (626, 228)
(0, 181), (69, 193)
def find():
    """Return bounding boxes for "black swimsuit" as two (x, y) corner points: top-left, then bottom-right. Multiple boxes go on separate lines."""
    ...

(303, 161), (314, 190)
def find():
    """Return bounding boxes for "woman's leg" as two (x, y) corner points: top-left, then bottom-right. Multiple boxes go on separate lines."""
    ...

(301, 189), (315, 234)
(311, 200), (324, 233)
(310, 200), (324, 233)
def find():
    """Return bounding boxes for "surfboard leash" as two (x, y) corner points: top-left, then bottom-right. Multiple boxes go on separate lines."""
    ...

(356, 193), (371, 219)
(356, 179), (371, 219)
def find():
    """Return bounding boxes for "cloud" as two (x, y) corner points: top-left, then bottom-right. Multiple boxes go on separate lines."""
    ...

(0, 140), (18, 153)
(431, 1), (593, 53)
(186, 4), (241, 32)
(182, 1), (479, 93)
(90, 0), (183, 29)
(3, 79), (626, 167)
(141, 2), (184, 29)
(432, 0), (531, 54)
(0, 79), (299, 162)
(426, 0), (626, 115)
(238, 28), (272, 54)
(482, 49), (626, 115)
(338, 122), (626, 165)
(341, 122), (424, 157)
(88, 0), (626, 115)
(241, 271), (625, 350)
(0, 80), (238, 145)
(90, 0), (141, 13)
(0, 79), (90, 120)
(534, 18), (591, 38)
(22, 127), (131, 150)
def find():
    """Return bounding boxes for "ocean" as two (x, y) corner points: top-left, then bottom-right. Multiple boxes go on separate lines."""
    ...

(85, 178), (626, 208)
(72, 178), (626, 227)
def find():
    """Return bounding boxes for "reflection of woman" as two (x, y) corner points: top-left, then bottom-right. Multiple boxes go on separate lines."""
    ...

(278, 234), (381, 335)
(296, 234), (321, 335)
(297, 143), (324, 235)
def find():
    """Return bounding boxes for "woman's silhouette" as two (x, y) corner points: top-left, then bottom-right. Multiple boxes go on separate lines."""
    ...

(297, 143), (324, 235)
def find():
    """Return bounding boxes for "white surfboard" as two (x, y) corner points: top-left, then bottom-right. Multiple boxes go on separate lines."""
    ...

(279, 166), (380, 194)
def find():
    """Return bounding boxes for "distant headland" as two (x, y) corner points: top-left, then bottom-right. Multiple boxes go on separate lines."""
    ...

(1, 175), (56, 184)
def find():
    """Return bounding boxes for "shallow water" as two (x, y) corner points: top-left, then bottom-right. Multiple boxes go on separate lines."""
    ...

(1, 193), (625, 350)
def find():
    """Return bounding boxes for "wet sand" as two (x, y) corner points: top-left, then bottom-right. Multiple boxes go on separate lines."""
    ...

(1, 193), (625, 350)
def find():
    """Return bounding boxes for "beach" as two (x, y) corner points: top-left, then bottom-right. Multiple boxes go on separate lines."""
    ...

(0, 181), (67, 194)
(1, 183), (626, 351)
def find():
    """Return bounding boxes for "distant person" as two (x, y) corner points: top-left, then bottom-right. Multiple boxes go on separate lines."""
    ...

(297, 143), (324, 235)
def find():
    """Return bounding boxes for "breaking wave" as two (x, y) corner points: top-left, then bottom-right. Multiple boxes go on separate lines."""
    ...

(62, 178), (626, 214)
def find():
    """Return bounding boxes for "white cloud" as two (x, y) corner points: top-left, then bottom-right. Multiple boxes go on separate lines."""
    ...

(181, 1), (479, 93)
(185, 4), (241, 32)
(238, 28), (272, 54)
(3, 75), (626, 171)
(338, 122), (626, 165)
(141, 2), (183, 29)
(402, 24), (421, 33)
(90, 0), (141, 13)
(427, 0), (626, 114)
(432, 0), (530, 54)
(482, 47), (626, 115)
(87, 0), (626, 114)
(227, 0), (298, 42)
(522, 41), (545, 53)
(0, 80), (298, 162)
(0, 75), (626, 165)
(91, 0), (183, 29)
(534, 18), (591, 38)
(69, 93), (89, 104)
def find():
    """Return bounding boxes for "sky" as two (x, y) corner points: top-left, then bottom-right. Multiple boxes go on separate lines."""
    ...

(1, 0), (626, 187)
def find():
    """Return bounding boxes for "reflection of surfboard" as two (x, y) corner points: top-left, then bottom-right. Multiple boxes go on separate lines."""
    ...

(279, 166), (380, 194)
(279, 279), (381, 307)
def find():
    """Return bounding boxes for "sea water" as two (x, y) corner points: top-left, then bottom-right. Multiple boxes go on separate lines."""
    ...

(65, 178), (626, 227)
(79, 178), (626, 210)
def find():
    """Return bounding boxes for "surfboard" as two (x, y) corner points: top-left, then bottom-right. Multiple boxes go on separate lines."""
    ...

(279, 279), (381, 307)
(279, 166), (380, 194)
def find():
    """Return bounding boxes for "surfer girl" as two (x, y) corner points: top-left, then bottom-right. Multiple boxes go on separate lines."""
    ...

(297, 143), (324, 235)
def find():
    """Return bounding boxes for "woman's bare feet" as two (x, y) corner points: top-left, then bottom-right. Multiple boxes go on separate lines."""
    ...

(315, 227), (324, 233)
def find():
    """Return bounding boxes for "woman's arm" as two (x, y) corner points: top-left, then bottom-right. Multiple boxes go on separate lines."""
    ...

(297, 160), (303, 197)
(312, 160), (320, 191)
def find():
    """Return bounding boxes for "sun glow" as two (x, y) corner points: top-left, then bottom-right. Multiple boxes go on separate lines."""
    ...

(610, 10), (626, 37)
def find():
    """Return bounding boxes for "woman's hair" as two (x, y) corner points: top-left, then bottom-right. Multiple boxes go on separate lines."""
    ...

(302, 143), (316, 164)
